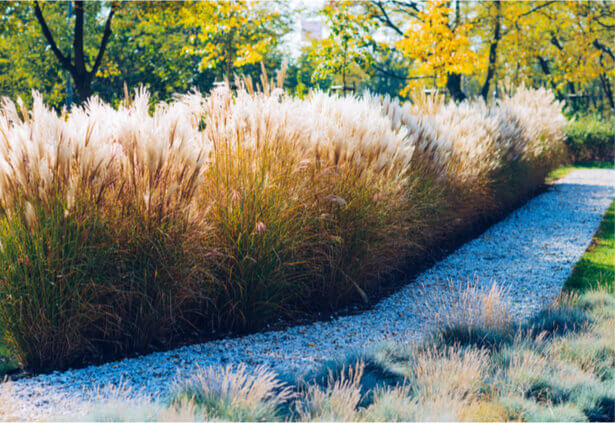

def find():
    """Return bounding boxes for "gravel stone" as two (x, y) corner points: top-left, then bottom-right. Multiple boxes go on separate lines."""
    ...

(5, 168), (614, 419)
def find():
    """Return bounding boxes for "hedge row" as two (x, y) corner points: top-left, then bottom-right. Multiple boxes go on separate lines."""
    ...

(565, 114), (614, 162)
(0, 86), (566, 370)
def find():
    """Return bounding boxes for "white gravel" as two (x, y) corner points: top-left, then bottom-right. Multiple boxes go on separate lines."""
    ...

(5, 168), (615, 419)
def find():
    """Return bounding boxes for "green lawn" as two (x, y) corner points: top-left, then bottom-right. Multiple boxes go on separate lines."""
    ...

(564, 201), (614, 293)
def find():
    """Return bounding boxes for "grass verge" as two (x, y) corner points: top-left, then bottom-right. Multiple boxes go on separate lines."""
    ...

(564, 201), (614, 293)
(80, 199), (615, 421)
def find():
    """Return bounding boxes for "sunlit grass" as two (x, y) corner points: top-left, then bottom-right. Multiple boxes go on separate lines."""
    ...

(0, 85), (567, 371)
(565, 114), (614, 162)
(564, 200), (614, 293)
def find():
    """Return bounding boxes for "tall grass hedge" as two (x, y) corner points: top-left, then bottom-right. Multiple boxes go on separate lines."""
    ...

(0, 85), (566, 370)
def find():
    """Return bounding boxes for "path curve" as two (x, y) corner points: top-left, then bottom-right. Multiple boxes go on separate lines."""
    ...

(6, 168), (615, 419)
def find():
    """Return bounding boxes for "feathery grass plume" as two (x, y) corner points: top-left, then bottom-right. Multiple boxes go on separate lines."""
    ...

(497, 341), (605, 410)
(0, 90), (212, 368)
(424, 281), (517, 352)
(198, 86), (418, 326)
(96, 89), (212, 353)
(431, 281), (511, 331)
(498, 85), (567, 191)
(79, 284), (613, 422)
(0, 83), (567, 370)
(408, 346), (489, 404)
(0, 94), (122, 369)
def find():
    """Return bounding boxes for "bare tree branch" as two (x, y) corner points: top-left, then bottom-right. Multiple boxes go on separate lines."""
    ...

(33, 1), (74, 73)
(514, 1), (555, 21)
(389, 0), (419, 16)
(33, 1), (118, 100)
(370, 1), (405, 36)
(91, 3), (117, 77)
(593, 39), (615, 61)
(501, 1), (556, 36)
(371, 61), (408, 80)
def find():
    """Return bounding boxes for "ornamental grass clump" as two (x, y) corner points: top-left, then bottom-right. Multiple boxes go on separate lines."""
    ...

(0, 85), (566, 370)
(0, 92), (210, 369)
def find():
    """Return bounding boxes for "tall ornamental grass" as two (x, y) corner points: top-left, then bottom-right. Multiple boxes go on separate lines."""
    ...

(0, 86), (566, 370)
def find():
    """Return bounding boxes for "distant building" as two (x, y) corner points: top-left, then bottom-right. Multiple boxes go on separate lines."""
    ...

(301, 19), (322, 43)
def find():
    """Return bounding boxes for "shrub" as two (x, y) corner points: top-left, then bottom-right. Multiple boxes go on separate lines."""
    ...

(565, 114), (614, 162)
(0, 86), (567, 370)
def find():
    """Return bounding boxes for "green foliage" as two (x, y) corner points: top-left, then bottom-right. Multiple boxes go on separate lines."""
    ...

(566, 114), (615, 162)
(0, 1), (613, 108)
(0, 197), (116, 370)
(0, 1), (79, 108)
(94, 2), (209, 105)
(0, 2), (213, 107)
(308, 2), (374, 87)
(179, 0), (290, 79)
(0, 344), (17, 375)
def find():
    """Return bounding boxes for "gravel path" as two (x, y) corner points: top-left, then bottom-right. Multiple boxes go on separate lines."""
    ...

(5, 168), (614, 419)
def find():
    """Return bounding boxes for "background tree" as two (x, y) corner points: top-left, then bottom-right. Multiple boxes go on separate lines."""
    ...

(0, 1), (67, 106)
(0, 0), (613, 112)
(395, 0), (477, 100)
(478, 0), (614, 110)
(308, 1), (375, 92)
(478, 0), (501, 99)
(0, 1), (211, 107)
(179, 0), (289, 81)
(96, 2), (208, 104)
(33, 0), (117, 101)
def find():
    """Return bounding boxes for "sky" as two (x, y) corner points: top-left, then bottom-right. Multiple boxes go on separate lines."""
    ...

(283, 0), (326, 57)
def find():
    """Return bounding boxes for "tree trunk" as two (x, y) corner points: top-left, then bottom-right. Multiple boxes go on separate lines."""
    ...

(480, 0), (501, 99)
(342, 40), (347, 94)
(446, 1), (467, 102)
(225, 30), (233, 80)
(75, 75), (93, 100)
(33, 1), (116, 102)
(446, 73), (467, 102)
(537, 56), (563, 100)
(599, 73), (615, 109)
